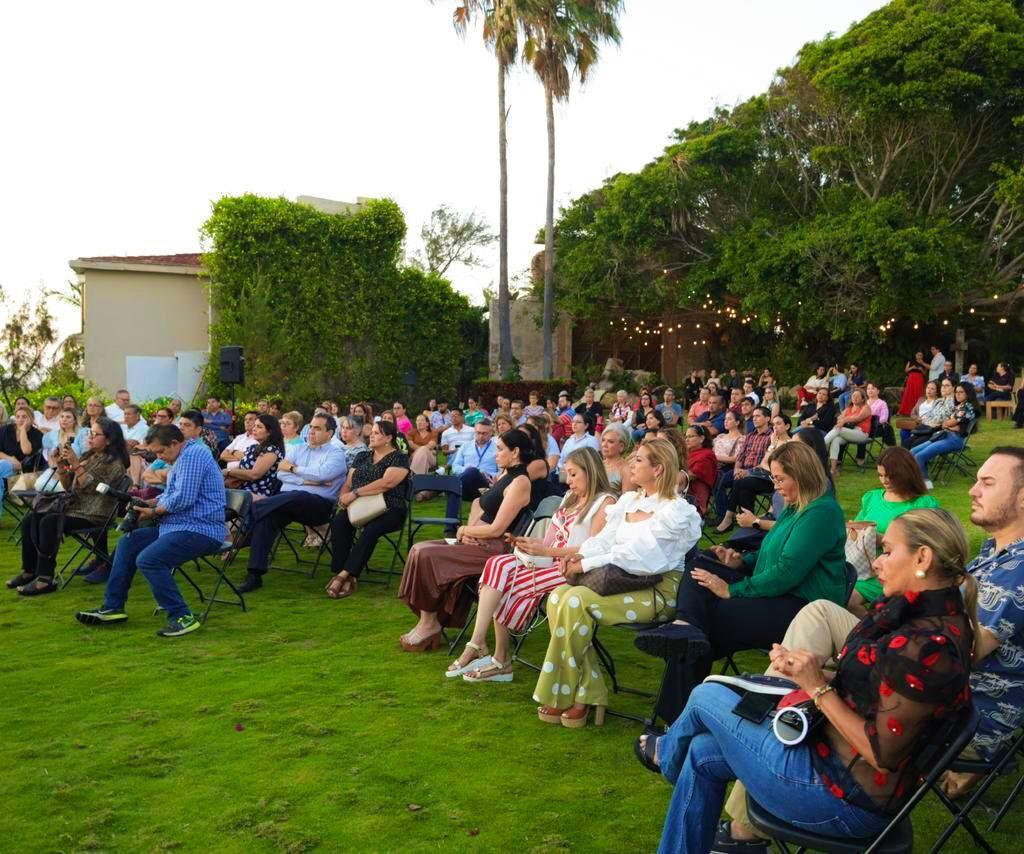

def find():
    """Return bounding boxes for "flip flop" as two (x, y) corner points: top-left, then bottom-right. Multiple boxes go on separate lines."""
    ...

(634, 734), (661, 774)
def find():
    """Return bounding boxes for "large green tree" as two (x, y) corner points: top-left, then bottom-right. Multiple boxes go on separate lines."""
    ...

(550, 0), (1024, 367)
(201, 195), (482, 405)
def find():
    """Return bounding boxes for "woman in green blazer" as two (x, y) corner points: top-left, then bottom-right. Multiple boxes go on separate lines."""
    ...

(636, 441), (848, 723)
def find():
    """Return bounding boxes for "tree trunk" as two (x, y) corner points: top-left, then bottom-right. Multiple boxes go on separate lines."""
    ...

(542, 81), (556, 380)
(496, 59), (513, 377)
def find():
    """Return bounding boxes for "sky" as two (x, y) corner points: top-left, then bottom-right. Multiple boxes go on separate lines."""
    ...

(0, 0), (888, 338)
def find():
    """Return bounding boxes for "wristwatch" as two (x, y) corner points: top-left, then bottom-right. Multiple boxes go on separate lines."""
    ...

(752, 519), (761, 530)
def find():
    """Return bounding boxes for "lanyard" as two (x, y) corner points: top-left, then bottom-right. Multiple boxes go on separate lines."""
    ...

(475, 439), (492, 467)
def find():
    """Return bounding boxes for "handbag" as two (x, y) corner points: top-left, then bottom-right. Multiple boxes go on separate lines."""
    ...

(9, 471), (39, 492)
(845, 521), (877, 581)
(347, 492), (388, 527)
(575, 563), (664, 596)
(513, 547), (555, 570)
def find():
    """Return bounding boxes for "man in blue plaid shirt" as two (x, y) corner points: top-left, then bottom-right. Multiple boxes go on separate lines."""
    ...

(76, 424), (226, 637)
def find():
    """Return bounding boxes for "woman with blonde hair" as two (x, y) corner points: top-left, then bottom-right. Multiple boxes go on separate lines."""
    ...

(645, 506), (977, 853)
(599, 422), (632, 491)
(75, 396), (106, 451)
(280, 411), (304, 447)
(532, 439), (703, 727)
(447, 447), (616, 682)
(637, 440), (848, 723)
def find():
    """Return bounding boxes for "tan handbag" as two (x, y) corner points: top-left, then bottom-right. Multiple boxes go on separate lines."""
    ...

(845, 521), (877, 581)
(347, 493), (388, 527)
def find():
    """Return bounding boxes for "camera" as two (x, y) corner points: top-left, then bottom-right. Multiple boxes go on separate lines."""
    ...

(96, 482), (153, 533)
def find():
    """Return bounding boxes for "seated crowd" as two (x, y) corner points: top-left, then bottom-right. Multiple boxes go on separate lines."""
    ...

(1, 359), (1022, 852)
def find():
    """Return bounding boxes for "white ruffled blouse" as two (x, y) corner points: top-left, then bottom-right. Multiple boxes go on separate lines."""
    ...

(577, 491), (702, 575)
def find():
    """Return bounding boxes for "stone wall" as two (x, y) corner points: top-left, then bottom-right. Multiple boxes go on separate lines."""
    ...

(489, 297), (572, 380)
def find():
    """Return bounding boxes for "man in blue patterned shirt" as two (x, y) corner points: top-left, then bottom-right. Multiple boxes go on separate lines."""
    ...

(963, 447), (1024, 762)
(76, 424), (226, 637)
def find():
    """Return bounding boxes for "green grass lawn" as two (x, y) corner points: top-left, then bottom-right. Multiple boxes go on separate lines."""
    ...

(2, 421), (1022, 852)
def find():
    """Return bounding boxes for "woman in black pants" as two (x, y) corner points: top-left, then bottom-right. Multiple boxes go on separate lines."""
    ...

(7, 417), (128, 595)
(636, 442), (848, 723)
(324, 421), (409, 600)
(715, 413), (791, 531)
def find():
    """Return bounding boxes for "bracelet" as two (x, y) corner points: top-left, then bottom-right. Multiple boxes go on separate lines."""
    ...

(811, 684), (834, 708)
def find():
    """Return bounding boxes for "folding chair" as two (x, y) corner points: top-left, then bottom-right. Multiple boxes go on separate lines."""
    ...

(841, 415), (880, 471)
(56, 473), (134, 589)
(932, 419), (980, 486)
(746, 705), (985, 854)
(407, 474), (462, 546)
(443, 504), (538, 656)
(930, 727), (1024, 851)
(3, 449), (45, 542)
(173, 488), (251, 622)
(268, 507), (335, 579)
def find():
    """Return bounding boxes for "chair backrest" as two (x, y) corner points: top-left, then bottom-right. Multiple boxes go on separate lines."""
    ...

(224, 488), (252, 522)
(509, 506), (534, 538)
(533, 494), (563, 521)
(844, 561), (858, 604)
(411, 473), (462, 499)
(869, 414), (881, 437)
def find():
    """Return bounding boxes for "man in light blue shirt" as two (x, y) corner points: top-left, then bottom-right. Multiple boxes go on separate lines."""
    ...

(656, 388), (684, 426)
(237, 414), (348, 593)
(445, 419), (499, 534)
(76, 423), (226, 638)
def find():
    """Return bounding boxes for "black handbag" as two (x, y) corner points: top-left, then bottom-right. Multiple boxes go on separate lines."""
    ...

(575, 564), (665, 596)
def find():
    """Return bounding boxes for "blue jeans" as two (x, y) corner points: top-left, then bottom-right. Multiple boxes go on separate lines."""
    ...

(657, 683), (888, 854)
(910, 432), (965, 477)
(0, 459), (13, 515)
(714, 469), (736, 518)
(103, 526), (221, 620)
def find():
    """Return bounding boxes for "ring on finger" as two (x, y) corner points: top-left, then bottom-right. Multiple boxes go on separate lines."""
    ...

(786, 658), (794, 666)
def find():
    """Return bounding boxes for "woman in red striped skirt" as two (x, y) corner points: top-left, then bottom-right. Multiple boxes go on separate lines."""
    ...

(447, 447), (616, 683)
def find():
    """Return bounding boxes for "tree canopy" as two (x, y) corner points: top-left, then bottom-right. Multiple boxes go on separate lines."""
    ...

(550, 0), (1024, 365)
(202, 195), (485, 406)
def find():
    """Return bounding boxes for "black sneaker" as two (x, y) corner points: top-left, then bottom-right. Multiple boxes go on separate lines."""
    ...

(157, 614), (201, 637)
(236, 573), (262, 594)
(76, 608), (128, 626)
(710, 820), (769, 854)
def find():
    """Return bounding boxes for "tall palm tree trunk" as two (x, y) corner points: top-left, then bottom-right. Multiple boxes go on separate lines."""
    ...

(497, 58), (513, 376)
(542, 81), (556, 379)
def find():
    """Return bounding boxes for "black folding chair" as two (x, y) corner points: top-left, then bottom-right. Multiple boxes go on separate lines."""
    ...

(56, 473), (134, 589)
(3, 449), (45, 542)
(932, 419), (980, 486)
(443, 503), (538, 656)
(407, 474), (463, 546)
(930, 727), (1024, 852)
(268, 506), (335, 579)
(746, 705), (985, 854)
(172, 489), (251, 622)
(841, 415), (880, 470)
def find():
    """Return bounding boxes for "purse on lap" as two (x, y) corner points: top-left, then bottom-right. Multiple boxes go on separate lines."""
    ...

(845, 521), (877, 581)
(347, 493), (388, 527)
(575, 564), (664, 596)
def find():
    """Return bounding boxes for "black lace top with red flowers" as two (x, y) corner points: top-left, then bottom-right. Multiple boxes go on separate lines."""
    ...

(811, 586), (973, 814)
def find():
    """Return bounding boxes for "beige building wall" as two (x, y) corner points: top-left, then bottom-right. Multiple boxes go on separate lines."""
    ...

(76, 266), (210, 393)
(489, 297), (572, 380)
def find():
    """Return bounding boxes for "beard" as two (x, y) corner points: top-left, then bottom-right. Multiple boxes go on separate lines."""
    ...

(971, 500), (1016, 532)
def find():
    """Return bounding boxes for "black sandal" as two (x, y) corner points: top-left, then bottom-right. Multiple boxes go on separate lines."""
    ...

(6, 572), (36, 590)
(18, 578), (57, 597)
(633, 734), (661, 774)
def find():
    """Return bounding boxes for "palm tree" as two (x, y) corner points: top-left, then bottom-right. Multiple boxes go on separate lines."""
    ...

(524, 1), (622, 379)
(447, 1), (525, 378)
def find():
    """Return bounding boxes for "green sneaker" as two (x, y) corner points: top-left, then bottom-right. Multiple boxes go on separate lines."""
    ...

(76, 608), (128, 626)
(157, 613), (201, 637)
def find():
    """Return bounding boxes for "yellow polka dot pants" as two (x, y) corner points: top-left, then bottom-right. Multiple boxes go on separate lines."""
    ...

(531, 572), (680, 709)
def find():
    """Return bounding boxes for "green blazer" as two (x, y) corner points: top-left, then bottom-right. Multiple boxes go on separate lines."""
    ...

(730, 493), (847, 604)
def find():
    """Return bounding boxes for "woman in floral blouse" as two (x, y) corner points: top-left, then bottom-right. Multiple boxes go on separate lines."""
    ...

(224, 414), (284, 499)
(640, 507), (976, 854)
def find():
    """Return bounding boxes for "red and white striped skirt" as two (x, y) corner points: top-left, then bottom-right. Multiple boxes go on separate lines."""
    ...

(479, 553), (567, 633)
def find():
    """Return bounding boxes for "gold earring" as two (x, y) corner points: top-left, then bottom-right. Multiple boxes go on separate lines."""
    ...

(915, 569), (927, 579)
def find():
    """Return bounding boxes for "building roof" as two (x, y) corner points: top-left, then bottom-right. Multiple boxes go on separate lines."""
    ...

(70, 253), (207, 275)
(78, 253), (203, 267)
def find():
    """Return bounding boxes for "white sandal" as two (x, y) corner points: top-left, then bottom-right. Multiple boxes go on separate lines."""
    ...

(445, 641), (492, 678)
(462, 658), (513, 683)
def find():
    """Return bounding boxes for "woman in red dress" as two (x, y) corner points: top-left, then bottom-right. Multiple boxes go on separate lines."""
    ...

(898, 351), (927, 416)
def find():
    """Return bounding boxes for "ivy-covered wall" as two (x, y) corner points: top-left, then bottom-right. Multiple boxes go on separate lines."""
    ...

(201, 194), (484, 407)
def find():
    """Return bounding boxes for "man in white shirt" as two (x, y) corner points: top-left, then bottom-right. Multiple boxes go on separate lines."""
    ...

(122, 404), (151, 485)
(440, 408), (474, 458)
(105, 389), (130, 424)
(928, 345), (946, 382)
(35, 397), (62, 433)
(220, 410), (259, 470)
(238, 414), (348, 593)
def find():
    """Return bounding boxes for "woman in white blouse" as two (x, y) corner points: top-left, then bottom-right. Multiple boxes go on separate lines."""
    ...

(532, 439), (703, 727)
(557, 413), (599, 478)
(609, 390), (634, 428)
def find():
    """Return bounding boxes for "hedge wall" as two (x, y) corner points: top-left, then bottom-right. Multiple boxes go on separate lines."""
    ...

(201, 194), (483, 407)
